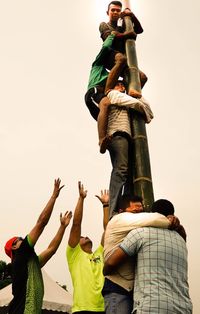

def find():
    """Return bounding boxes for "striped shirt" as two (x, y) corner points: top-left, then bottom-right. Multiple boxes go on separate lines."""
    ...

(107, 105), (131, 137)
(106, 89), (154, 137)
(120, 227), (193, 313)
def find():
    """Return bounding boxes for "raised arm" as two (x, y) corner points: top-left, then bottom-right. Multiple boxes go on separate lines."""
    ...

(95, 189), (109, 246)
(95, 189), (109, 230)
(120, 9), (143, 34)
(68, 181), (87, 248)
(114, 30), (137, 40)
(29, 178), (64, 246)
(39, 211), (72, 267)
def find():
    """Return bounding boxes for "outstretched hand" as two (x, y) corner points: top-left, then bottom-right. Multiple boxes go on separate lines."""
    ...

(78, 181), (87, 199)
(52, 178), (64, 198)
(95, 189), (109, 205)
(60, 211), (72, 227)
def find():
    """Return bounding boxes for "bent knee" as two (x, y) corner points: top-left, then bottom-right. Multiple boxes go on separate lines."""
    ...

(140, 71), (148, 87)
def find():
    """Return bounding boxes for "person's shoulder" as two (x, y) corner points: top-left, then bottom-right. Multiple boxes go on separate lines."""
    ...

(137, 212), (164, 218)
(108, 212), (125, 224)
(19, 235), (33, 250)
(27, 234), (34, 247)
(99, 22), (110, 32)
(66, 243), (82, 262)
(95, 244), (104, 254)
(108, 212), (134, 227)
(66, 243), (82, 258)
(67, 243), (81, 252)
(99, 21), (108, 28)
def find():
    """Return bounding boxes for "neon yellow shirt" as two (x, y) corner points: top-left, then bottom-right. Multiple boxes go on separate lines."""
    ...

(66, 244), (104, 313)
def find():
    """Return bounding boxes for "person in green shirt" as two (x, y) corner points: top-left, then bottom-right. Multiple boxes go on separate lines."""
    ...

(85, 31), (136, 153)
(66, 181), (109, 313)
(85, 32), (126, 120)
(4, 178), (72, 314)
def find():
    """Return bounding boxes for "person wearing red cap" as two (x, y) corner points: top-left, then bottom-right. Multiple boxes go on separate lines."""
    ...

(4, 178), (72, 314)
(4, 237), (19, 259)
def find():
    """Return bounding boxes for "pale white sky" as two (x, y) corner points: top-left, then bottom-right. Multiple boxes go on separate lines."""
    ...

(0, 0), (199, 312)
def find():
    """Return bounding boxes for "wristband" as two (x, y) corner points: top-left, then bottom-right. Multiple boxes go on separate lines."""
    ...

(103, 204), (109, 208)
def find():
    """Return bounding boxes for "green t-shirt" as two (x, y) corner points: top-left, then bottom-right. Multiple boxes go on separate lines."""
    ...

(9, 235), (44, 314)
(24, 235), (44, 314)
(66, 244), (104, 313)
(87, 34), (115, 90)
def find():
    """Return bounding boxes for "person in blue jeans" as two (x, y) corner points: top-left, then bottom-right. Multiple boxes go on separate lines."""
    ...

(103, 197), (188, 314)
(103, 226), (192, 314)
(105, 81), (137, 218)
(99, 79), (153, 217)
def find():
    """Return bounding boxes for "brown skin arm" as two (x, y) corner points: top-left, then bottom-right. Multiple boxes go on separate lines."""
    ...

(39, 211), (72, 267)
(95, 189), (109, 246)
(167, 215), (187, 241)
(114, 30), (137, 40)
(167, 215), (180, 229)
(120, 10), (143, 34)
(95, 189), (109, 230)
(103, 247), (128, 276)
(68, 181), (87, 248)
(28, 178), (64, 246)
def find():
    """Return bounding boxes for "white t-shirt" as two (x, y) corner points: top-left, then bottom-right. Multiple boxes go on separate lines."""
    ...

(104, 212), (169, 291)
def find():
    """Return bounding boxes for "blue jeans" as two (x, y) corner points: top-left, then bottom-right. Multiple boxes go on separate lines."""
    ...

(108, 135), (133, 218)
(104, 292), (133, 314)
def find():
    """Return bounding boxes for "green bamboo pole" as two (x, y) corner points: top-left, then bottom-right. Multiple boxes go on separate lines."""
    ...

(122, 1), (154, 211)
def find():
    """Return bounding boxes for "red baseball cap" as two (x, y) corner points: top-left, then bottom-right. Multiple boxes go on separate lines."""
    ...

(4, 237), (18, 259)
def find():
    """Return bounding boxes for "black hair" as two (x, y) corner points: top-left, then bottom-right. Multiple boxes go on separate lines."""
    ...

(116, 79), (125, 84)
(115, 80), (127, 90)
(107, 1), (122, 12)
(151, 199), (175, 216)
(118, 194), (143, 212)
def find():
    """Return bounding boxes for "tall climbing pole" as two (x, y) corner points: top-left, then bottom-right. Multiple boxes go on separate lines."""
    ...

(122, 0), (154, 210)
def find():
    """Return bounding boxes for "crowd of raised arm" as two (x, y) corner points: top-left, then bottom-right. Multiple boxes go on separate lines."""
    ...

(4, 176), (192, 314)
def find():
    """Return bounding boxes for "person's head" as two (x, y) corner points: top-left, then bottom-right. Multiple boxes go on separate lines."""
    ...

(107, 1), (122, 23)
(151, 199), (175, 216)
(114, 80), (126, 93)
(118, 194), (143, 213)
(79, 236), (93, 253)
(4, 237), (23, 259)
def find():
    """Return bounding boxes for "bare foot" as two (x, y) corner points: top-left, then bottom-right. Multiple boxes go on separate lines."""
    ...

(128, 89), (142, 98)
(99, 136), (111, 154)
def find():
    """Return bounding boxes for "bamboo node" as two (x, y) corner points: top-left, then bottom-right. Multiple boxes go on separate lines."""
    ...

(134, 177), (152, 183)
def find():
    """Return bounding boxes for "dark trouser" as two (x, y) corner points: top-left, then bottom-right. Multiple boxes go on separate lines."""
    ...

(84, 87), (106, 121)
(104, 292), (133, 314)
(108, 135), (134, 217)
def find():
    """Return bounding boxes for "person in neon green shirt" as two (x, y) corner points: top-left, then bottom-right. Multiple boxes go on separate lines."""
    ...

(66, 181), (109, 313)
